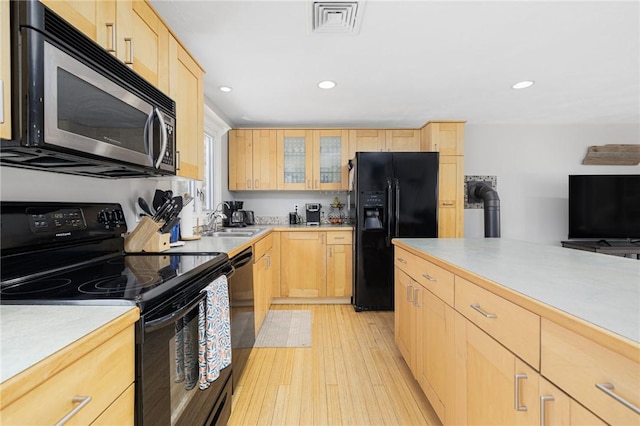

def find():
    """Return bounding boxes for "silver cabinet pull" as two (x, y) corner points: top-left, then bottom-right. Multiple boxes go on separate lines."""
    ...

(514, 373), (528, 411)
(406, 284), (413, 302)
(55, 396), (92, 426)
(315, 179), (319, 189)
(247, 179), (251, 189)
(124, 37), (134, 64)
(105, 23), (116, 53)
(397, 257), (407, 264)
(255, 179), (259, 189)
(596, 382), (640, 414)
(334, 236), (344, 240)
(422, 273), (437, 282)
(266, 254), (270, 269)
(470, 303), (497, 318)
(412, 287), (420, 307)
(539, 395), (554, 426)
(329, 247), (333, 257)
(307, 179), (311, 189)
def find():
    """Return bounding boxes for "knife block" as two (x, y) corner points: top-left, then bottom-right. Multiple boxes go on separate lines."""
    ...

(124, 216), (168, 252)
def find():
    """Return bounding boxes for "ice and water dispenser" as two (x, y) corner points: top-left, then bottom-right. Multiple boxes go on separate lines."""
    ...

(362, 191), (384, 230)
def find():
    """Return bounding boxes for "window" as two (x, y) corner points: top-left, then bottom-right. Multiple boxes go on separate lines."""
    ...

(202, 106), (231, 212)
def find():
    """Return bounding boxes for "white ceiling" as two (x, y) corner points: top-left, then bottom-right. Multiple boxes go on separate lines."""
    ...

(149, 0), (640, 128)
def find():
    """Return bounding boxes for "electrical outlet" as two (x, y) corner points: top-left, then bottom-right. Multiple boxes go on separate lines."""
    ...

(294, 204), (299, 212)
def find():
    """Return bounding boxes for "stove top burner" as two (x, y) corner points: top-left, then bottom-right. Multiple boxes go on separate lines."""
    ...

(1, 252), (228, 312)
(1, 278), (72, 296)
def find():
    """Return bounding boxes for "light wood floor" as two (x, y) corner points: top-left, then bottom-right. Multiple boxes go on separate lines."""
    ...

(229, 304), (441, 426)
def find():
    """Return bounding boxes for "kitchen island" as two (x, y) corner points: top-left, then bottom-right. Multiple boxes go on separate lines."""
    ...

(393, 238), (639, 425)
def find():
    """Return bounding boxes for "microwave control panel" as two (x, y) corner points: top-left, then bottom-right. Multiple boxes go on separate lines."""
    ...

(162, 123), (175, 167)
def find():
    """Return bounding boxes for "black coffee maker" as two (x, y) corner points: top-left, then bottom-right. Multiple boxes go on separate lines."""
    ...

(222, 201), (245, 227)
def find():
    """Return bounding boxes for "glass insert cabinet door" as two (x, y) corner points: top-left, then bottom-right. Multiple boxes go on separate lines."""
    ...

(277, 130), (313, 190)
(313, 130), (348, 190)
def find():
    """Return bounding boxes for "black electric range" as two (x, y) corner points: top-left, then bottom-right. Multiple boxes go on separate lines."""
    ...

(0, 202), (234, 426)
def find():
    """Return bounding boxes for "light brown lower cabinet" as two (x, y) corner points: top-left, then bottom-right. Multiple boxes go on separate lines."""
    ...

(1, 323), (136, 425)
(253, 233), (274, 333)
(279, 230), (352, 299)
(393, 244), (619, 426)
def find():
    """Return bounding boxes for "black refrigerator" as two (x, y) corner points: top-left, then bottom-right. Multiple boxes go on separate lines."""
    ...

(349, 152), (439, 311)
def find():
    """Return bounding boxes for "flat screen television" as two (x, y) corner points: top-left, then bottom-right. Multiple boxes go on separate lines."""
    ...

(568, 174), (640, 240)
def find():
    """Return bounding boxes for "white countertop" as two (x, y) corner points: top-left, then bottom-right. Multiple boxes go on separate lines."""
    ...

(168, 224), (353, 256)
(0, 305), (136, 383)
(394, 238), (640, 345)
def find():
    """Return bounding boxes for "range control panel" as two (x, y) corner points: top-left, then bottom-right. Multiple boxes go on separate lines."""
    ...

(25, 205), (126, 234)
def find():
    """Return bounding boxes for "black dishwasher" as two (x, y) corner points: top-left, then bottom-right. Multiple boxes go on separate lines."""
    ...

(229, 247), (255, 390)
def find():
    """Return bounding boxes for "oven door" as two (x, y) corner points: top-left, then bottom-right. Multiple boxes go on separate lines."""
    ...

(138, 288), (232, 426)
(42, 40), (175, 173)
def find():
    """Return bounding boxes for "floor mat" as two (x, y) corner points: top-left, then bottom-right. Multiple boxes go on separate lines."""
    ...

(254, 310), (312, 348)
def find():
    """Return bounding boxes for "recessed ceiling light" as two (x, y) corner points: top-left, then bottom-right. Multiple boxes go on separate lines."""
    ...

(512, 81), (534, 90)
(318, 80), (337, 89)
(219, 86), (232, 92)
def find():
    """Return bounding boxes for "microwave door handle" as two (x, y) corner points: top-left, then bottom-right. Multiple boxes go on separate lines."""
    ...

(154, 107), (168, 169)
(143, 109), (154, 165)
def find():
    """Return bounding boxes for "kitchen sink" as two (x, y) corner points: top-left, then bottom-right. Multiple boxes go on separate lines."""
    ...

(201, 228), (265, 238)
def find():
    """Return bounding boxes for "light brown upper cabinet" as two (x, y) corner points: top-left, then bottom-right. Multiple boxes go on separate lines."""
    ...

(277, 129), (314, 190)
(229, 129), (277, 190)
(349, 129), (420, 153)
(312, 129), (349, 190)
(384, 130), (421, 151)
(1, 0), (11, 140)
(40, 0), (99, 39)
(169, 35), (205, 180)
(421, 121), (465, 155)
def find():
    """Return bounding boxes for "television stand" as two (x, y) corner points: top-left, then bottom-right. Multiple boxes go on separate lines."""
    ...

(561, 240), (640, 259)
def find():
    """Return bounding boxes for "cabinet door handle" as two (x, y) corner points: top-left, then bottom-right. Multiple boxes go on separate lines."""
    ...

(406, 284), (413, 302)
(412, 287), (420, 307)
(596, 383), (640, 414)
(514, 373), (528, 412)
(422, 273), (437, 282)
(307, 179), (312, 189)
(397, 257), (407, 264)
(255, 179), (259, 189)
(266, 254), (270, 269)
(176, 151), (181, 170)
(329, 247), (333, 257)
(105, 23), (116, 53)
(470, 303), (497, 319)
(315, 179), (318, 189)
(125, 37), (134, 64)
(0, 80), (4, 124)
(441, 201), (454, 207)
(247, 179), (251, 189)
(55, 396), (92, 426)
(539, 395), (554, 426)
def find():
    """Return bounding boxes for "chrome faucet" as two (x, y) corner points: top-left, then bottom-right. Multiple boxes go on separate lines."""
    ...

(207, 202), (230, 232)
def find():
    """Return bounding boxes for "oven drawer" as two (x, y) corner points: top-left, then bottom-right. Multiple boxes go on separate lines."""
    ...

(541, 319), (640, 425)
(1, 326), (134, 425)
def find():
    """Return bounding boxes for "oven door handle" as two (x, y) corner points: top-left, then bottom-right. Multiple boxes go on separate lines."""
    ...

(144, 292), (206, 333)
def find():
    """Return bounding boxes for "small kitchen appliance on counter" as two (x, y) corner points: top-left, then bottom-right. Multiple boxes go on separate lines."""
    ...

(241, 210), (255, 225)
(305, 203), (321, 226)
(222, 201), (245, 227)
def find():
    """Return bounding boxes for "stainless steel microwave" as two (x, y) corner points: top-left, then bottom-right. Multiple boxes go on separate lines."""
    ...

(1, 0), (177, 178)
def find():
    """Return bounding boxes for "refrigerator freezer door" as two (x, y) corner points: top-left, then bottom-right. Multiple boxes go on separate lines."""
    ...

(391, 153), (439, 238)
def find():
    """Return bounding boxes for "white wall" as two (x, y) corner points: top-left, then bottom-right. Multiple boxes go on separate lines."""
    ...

(464, 124), (639, 244)
(0, 167), (174, 230)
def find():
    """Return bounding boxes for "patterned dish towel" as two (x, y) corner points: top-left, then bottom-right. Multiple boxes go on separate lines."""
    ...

(198, 275), (232, 390)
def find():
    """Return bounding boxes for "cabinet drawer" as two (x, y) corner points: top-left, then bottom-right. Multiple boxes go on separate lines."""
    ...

(326, 231), (352, 244)
(2, 327), (134, 425)
(254, 233), (273, 260)
(455, 276), (540, 368)
(541, 319), (640, 425)
(395, 248), (454, 306)
(92, 383), (135, 426)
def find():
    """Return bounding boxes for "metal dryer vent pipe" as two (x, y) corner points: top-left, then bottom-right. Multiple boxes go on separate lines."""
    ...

(471, 183), (501, 238)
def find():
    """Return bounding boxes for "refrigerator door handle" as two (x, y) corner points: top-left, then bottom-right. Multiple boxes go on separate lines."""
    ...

(394, 178), (400, 237)
(386, 177), (393, 247)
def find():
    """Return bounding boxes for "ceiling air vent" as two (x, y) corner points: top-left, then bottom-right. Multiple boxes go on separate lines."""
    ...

(312, 1), (363, 35)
